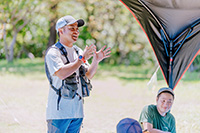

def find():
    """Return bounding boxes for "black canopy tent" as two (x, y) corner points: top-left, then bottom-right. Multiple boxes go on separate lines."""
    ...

(120, 0), (200, 89)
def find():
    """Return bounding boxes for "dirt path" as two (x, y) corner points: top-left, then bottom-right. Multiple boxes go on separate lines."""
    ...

(0, 74), (200, 133)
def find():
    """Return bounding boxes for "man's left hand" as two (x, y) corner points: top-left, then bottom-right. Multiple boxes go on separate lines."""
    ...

(93, 45), (111, 63)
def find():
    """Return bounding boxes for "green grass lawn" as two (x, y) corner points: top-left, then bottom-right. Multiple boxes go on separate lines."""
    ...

(0, 58), (199, 81)
(0, 58), (200, 132)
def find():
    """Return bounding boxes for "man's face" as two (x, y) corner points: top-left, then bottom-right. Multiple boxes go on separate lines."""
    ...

(60, 22), (79, 44)
(156, 92), (174, 116)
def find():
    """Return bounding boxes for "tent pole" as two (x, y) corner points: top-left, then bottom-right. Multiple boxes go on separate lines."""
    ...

(169, 41), (173, 89)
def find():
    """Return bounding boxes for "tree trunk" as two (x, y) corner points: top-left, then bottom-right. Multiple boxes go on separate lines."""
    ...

(47, 20), (57, 48)
(8, 31), (18, 62)
(47, 3), (58, 49)
(3, 23), (9, 60)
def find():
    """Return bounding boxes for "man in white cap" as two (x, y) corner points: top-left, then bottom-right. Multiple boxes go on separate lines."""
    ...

(139, 87), (176, 133)
(45, 15), (111, 132)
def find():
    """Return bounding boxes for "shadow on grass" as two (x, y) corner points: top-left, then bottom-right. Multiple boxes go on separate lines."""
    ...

(119, 76), (149, 81)
(96, 64), (200, 82)
(0, 58), (45, 75)
(95, 64), (157, 81)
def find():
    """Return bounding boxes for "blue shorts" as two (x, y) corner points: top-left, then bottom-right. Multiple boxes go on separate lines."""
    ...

(47, 118), (83, 133)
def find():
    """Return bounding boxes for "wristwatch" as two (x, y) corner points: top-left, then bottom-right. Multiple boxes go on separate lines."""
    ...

(78, 55), (86, 63)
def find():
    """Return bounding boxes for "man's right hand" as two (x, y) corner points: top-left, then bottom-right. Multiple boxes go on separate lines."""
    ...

(83, 44), (96, 60)
(142, 122), (171, 133)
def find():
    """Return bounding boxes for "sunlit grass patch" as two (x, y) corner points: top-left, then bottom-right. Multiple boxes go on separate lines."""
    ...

(0, 58), (45, 75)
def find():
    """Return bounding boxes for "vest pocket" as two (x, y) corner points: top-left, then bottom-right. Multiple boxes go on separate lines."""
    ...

(61, 73), (78, 99)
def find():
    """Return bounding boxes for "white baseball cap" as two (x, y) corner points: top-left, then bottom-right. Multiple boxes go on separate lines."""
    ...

(55, 15), (85, 33)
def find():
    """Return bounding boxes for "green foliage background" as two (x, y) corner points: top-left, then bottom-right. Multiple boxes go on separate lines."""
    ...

(0, 0), (155, 65)
(0, 0), (199, 69)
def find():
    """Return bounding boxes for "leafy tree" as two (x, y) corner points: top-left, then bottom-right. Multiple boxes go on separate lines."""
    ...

(0, 0), (40, 62)
(0, 0), (157, 66)
(75, 0), (153, 65)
